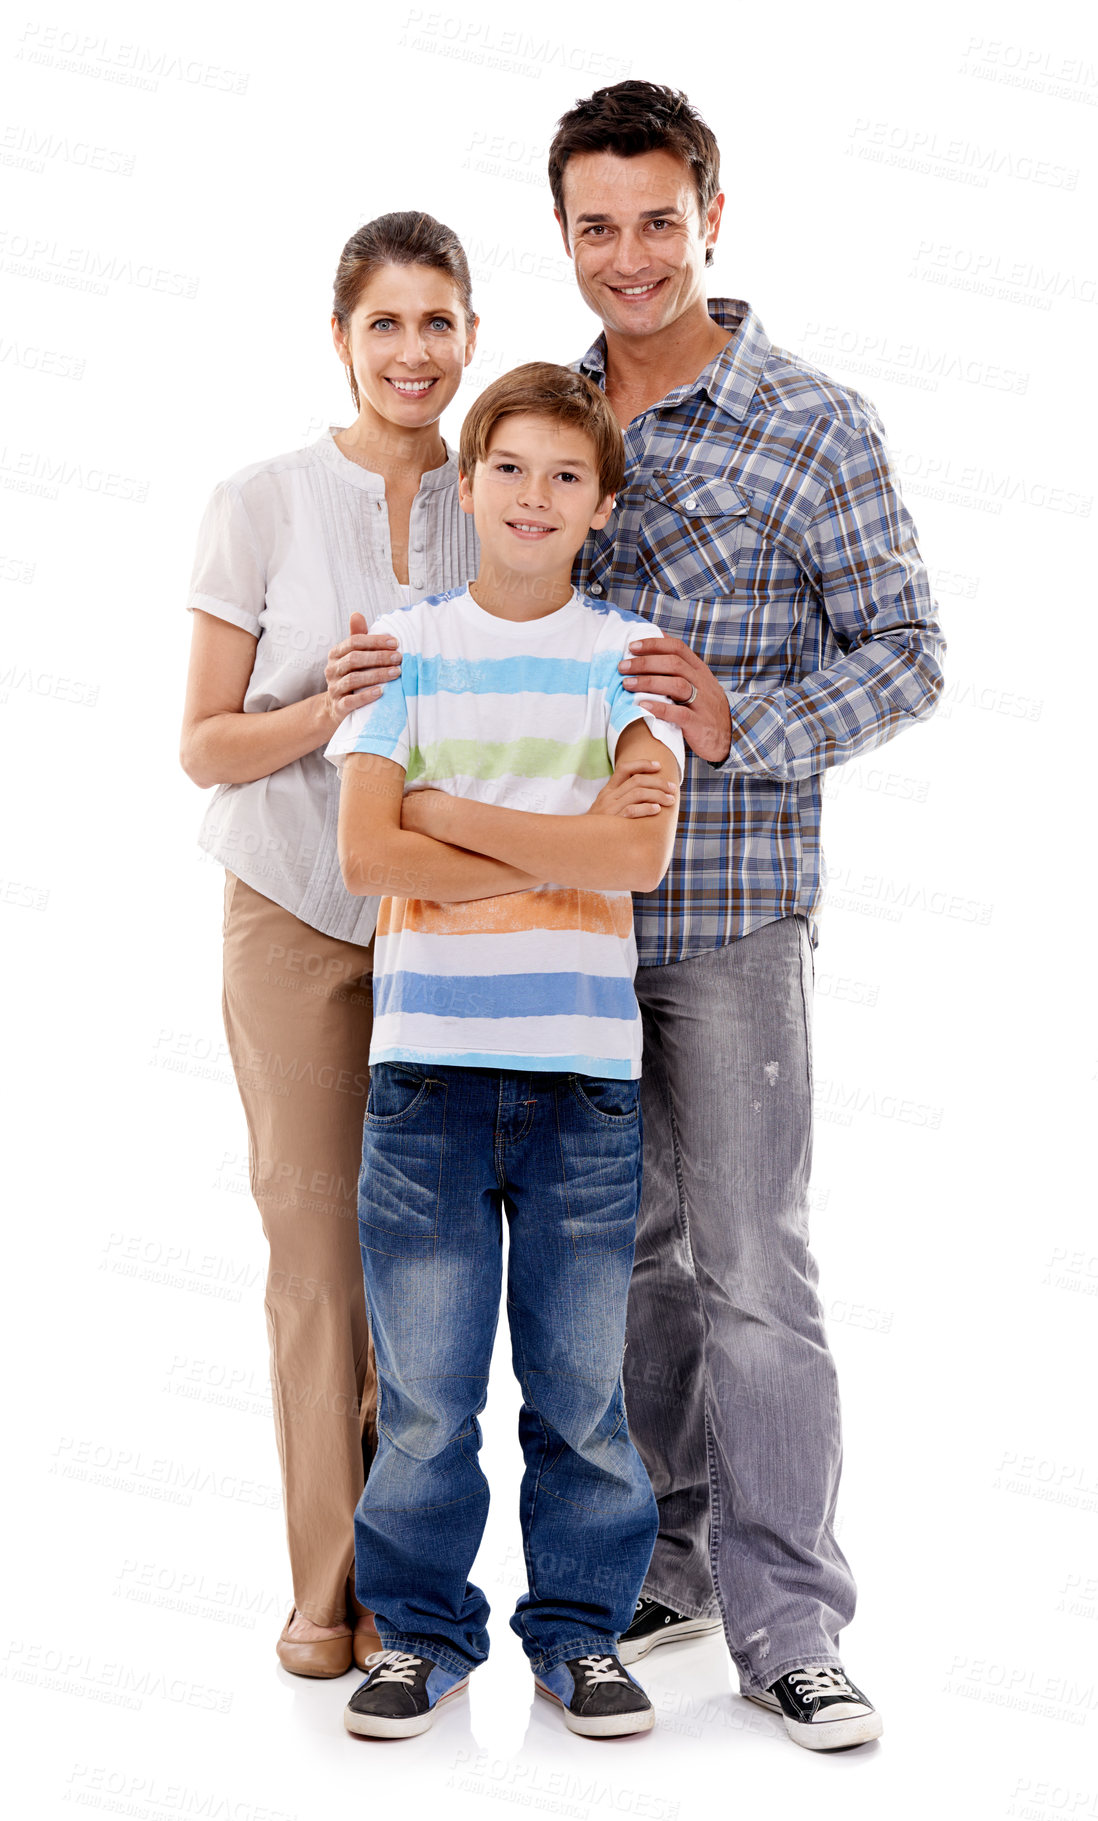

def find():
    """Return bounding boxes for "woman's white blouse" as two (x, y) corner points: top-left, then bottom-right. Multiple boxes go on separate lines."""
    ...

(186, 432), (479, 944)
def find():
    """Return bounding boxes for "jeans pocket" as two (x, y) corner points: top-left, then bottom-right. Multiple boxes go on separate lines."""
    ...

(568, 1075), (640, 1125)
(360, 1067), (447, 1256)
(364, 1062), (436, 1126)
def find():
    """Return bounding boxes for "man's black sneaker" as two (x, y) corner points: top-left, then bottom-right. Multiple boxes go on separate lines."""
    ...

(617, 1596), (723, 1664)
(343, 1648), (470, 1738)
(535, 1654), (654, 1737)
(745, 1665), (882, 1750)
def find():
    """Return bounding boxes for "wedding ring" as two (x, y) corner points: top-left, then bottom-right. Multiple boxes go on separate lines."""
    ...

(686, 682), (698, 705)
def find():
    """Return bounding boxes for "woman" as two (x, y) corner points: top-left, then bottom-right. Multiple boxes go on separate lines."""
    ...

(179, 213), (479, 1677)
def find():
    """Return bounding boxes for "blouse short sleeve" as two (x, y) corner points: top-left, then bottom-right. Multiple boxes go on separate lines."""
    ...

(186, 480), (266, 638)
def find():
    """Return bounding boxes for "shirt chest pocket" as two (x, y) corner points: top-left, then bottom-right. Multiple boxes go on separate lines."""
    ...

(634, 471), (750, 602)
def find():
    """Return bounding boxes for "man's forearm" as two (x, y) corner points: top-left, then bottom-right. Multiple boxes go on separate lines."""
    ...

(414, 796), (671, 894)
(716, 623), (944, 782)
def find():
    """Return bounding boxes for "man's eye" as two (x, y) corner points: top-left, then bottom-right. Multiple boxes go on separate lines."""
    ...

(583, 225), (608, 237)
(647, 219), (669, 231)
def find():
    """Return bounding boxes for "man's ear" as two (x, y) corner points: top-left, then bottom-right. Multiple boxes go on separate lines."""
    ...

(458, 470), (475, 516)
(704, 190), (725, 257)
(553, 207), (573, 260)
(590, 491), (615, 531)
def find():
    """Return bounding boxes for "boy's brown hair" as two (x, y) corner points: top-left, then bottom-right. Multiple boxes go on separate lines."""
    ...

(459, 361), (625, 499)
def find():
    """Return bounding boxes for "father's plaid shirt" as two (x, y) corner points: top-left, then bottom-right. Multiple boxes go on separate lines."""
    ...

(574, 299), (945, 968)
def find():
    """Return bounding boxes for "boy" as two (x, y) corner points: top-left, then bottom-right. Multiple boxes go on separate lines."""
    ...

(324, 363), (683, 1739)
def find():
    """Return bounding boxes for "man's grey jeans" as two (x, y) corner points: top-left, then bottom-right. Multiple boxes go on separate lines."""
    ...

(627, 914), (856, 1693)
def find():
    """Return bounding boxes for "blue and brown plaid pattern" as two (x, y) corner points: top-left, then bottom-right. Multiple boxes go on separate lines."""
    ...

(573, 300), (946, 967)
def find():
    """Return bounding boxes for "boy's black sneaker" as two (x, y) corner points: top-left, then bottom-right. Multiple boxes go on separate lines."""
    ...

(343, 1648), (470, 1738)
(617, 1595), (723, 1664)
(535, 1653), (654, 1737)
(746, 1664), (882, 1750)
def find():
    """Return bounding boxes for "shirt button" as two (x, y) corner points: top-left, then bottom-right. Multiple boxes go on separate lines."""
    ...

(683, 496), (699, 511)
(589, 581), (603, 595)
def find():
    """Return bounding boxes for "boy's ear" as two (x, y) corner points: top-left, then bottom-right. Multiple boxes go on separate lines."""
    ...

(589, 491), (615, 532)
(458, 469), (475, 516)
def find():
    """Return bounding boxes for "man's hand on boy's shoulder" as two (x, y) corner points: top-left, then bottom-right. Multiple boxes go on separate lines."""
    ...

(588, 759), (678, 820)
(619, 636), (733, 764)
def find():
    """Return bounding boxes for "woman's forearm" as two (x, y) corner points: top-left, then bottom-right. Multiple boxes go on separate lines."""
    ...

(182, 694), (336, 788)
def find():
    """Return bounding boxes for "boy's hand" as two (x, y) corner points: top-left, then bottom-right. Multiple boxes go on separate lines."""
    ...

(323, 612), (402, 725)
(587, 758), (678, 819)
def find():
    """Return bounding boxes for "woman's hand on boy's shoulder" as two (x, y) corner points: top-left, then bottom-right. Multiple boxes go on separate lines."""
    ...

(323, 611), (403, 726)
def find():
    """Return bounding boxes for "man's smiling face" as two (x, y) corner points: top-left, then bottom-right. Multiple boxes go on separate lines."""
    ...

(557, 147), (723, 340)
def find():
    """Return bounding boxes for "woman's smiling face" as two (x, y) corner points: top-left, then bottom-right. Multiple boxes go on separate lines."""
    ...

(332, 262), (476, 429)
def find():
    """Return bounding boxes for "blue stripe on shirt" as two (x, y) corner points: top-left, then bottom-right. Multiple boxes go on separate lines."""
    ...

(402, 652), (621, 699)
(373, 970), (638, 1021)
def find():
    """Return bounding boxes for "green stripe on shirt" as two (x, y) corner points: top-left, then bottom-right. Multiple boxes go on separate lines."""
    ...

(406, 736), (613, 785)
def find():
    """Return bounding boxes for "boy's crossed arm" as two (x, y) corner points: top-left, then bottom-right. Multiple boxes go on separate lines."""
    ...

(338, 720), (679, 903)
(400, 721), (679, 898)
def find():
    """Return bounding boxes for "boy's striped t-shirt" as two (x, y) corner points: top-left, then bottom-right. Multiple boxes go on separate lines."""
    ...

(324, 586), (684, 1079)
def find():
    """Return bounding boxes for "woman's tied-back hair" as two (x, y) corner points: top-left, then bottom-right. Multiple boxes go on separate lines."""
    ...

(459, 361), (625, 500)
(548, 81), (721, 266)
(332, 211), (475, 408)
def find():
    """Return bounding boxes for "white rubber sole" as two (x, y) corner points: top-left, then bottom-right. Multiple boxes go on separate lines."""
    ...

(617, 1617), (723, 1665)
(534, 1678), (654, 1737)
(344, 1675), (469, 1738)
(743, 1691), (882, 1750)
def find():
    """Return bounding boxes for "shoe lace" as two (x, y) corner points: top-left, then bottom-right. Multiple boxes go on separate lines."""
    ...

(577, 1654), (629, 1687)
(789, 1666), (858, 1704)
(362, 1649), (423, 1685)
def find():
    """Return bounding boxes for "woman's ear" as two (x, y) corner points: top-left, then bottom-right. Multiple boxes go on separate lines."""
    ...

(463, 315), (480, 368)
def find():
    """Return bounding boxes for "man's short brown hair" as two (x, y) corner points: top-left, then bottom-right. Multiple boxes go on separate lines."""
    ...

(459, 361), (625, 499)
(549, 80), (721, 266)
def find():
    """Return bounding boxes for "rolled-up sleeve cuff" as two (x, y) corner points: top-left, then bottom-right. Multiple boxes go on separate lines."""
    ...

(709, 690), (785, 776)
(187, 591), (261, 638)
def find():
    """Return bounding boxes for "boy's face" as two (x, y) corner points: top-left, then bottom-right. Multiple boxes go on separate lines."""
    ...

(459, 413), (614, 588)
(556, 147), (723, 342)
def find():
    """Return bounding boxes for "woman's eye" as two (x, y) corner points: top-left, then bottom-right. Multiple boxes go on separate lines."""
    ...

(369, 318), (395, 331)
(428, 318), (453, 331)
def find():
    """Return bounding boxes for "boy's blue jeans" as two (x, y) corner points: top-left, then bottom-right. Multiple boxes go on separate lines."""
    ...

(353, 1062), (659, 1677)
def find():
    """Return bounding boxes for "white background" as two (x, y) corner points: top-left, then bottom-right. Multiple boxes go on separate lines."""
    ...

(3, 1), (1096, 1817)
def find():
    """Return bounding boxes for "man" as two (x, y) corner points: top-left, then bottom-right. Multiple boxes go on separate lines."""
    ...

(547, 79), (945, 1752)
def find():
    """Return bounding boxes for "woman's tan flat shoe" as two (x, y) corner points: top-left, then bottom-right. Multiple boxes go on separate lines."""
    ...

(352, 1611), (383, 1671)
(276, 1610), (353, 1678)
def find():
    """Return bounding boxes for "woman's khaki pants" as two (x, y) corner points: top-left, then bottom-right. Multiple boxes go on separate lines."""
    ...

(221, 872), (377, 1626)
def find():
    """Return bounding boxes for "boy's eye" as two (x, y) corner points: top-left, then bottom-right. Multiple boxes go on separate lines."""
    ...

(495, 462), (519, 474)
(557, 471), (579, 484)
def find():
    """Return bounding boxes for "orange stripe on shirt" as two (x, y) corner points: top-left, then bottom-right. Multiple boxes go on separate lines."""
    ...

(377, 888), (633, 940)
